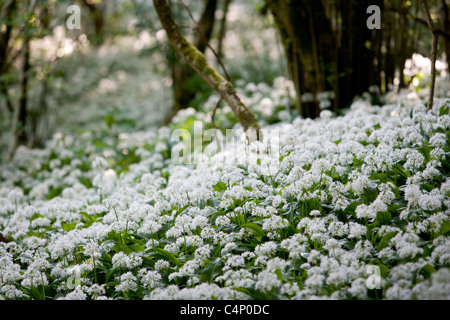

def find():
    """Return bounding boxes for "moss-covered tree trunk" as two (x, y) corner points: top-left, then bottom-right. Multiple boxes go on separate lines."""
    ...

(153, 0), (261, 136)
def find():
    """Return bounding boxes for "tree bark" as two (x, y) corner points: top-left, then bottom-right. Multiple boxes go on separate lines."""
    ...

(440, 0), (450, 75)
(419, 0), (438, 110)
(153, 0), (261, 136)
(216, 0), (231, 59)
(0, 0), (16, 113)
(9, 35), (30, 157)
(80, 0), (105, 45)
(8, 0), (36, 158)
(164, 0), (218, 126)
(398, 0), (409, 89)
(269, 0), (381, 115)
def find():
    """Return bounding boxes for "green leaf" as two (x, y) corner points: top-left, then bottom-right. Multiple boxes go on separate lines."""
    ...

(440, 221), (450, 236)
(439, 103), (450, 116)
(421, 264), (437, 279)
(61, 222), (77, 232)
(377, 231), (398, 251)
(128, 244), (146, 252)
(46, 186), (63, 200)
(30, 213), (45, 221)
(257, 158), (261, 166)
(376, 211), (392, 226)
(105, 281), (117, 287)
(148, 248), (181, 266)
(370, 173), (389, 183)
(79, 212), (96, 226)
(112, 242), (134, 255)
(362, 184), (379, 204)
(377, 264), (389, 278)
(344, 201), (363, 218)
(105, 267), (118, 283)
(240, 223), (265, 241)
(275, 269), (283, 281)
(104, 114), (114, 129)
(201, 258), (224, 283)
(233, 287), (267, 300)
(213, 181), (227, 192)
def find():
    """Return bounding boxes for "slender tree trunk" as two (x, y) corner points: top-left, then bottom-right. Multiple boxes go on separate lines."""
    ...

(8, 0), (36, 158)
(441, 0), (450, 75)
(164, 0), (218, 126)
(0, 0), (16, 113)
(420, 0), (438, 110)
(153, 0), (261, 136)
(9, 36), (30, 158)
(216, 0), (231, 59)
(80, 0), (105, 45)
(398, 0), (409, 89)
(266, 0), (331, 118)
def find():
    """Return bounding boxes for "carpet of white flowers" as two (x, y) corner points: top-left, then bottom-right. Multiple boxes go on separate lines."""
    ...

(1, 78), (450, 300)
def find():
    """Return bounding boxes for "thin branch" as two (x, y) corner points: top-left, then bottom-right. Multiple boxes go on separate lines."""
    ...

(410, 15), (450, 40)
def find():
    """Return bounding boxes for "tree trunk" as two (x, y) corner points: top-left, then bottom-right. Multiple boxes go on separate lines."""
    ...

(9, 36), (30, 158)
(163, 0), (218, 126)
(441, 0), (450, 75)
(80, 0), (105, 45)
(153, 0), (261, 136)
(216, 0), (231, 59)
(266, 0), (336, 118)
(0, 0), (16, 113)
(419, 0), (438, 110)
(267, 0), (380, 115)
(398, 0), (409, 89)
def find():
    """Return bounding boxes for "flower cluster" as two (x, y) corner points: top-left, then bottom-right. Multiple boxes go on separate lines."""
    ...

(0, 77), (449, 300)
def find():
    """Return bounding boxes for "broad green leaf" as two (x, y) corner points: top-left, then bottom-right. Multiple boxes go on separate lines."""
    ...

(440, 221), (450, 235)
(201, 258), (224, 283)
(275, 268), (283, 281)
(106, 267), (118, 283)
(128, 244), (146, 252)
(104, 114), (114, 129)
(439, 103), (450, 116)
(241, 223), (265, 241)
(213, 181), (227, 192)
(30, 213), (45, 221)
(61, 222), (77, 232)
(377, 231), (398, 251)
(421, 264), (437, 279)
(105, 281), (117, 287)
(376, 211), (392, 226)
(79, 212), (96, 227)
(149, 248), (181, 266)
(112, 242), (134, 255)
